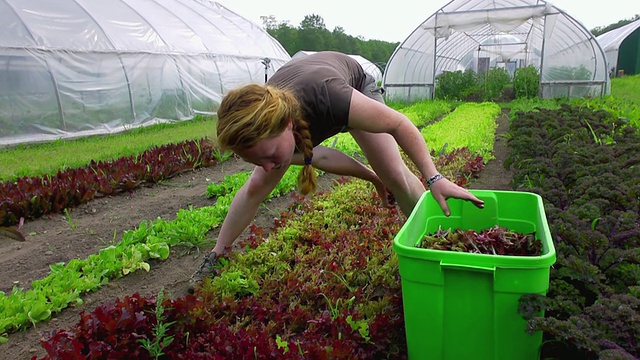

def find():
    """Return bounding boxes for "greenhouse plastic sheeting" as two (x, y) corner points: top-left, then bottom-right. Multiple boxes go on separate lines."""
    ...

(383, 0), (609, 101)
(597, 19), (640, 77)
(0, 0), (291, 147)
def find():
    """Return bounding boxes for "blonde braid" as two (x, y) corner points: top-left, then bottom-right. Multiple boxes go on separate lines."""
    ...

(294, 118), (317, 195)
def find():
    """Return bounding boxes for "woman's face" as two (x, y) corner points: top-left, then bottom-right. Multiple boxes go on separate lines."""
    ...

(235, 122), (296, 172)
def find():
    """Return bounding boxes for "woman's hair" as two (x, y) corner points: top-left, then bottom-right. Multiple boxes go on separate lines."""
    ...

(217, 83), (317, 195)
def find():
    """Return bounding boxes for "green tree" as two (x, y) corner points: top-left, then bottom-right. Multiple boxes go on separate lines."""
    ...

(269, 22), (298, 54)
(300, 14), (326, 30)
(298, 15), (329, 51)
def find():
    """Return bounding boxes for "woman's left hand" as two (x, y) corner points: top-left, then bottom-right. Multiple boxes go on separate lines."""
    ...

(372, 178), (396, 208)
(429, 178), (484, 216)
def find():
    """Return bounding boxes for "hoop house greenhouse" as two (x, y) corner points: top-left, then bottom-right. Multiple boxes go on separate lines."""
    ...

(597, 19), (640, 77)
(383, 0), (610, 101)
(0, 0), (291, 147)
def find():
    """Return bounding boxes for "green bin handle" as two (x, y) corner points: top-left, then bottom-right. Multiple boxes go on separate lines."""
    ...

(440, 261), (496, 274)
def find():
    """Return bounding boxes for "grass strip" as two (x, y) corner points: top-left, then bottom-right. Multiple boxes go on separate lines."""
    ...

(0, 116), (217, 182)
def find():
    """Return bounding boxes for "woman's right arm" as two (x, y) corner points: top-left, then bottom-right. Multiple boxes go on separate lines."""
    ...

(347, 89), (484, 215)
(211, 165), (287, 255)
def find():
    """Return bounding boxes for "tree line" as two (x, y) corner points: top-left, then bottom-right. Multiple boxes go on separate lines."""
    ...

(591, 14), (640, 37)
(262, 14), (399, 72)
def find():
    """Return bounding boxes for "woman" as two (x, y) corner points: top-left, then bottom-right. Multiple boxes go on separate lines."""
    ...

(191, 51), (484, 284)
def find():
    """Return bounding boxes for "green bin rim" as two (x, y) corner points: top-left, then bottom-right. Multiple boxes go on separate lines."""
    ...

(393, 190), (557, 269)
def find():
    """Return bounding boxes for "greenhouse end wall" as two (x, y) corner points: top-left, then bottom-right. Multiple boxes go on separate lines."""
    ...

(382, 0), (610, 102)
(618, 30), (640, 75)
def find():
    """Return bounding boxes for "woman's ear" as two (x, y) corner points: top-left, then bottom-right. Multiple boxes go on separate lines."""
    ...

(287, 117), (294, 131)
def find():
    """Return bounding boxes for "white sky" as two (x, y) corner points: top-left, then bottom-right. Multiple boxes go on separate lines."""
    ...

(216, 0), (639, 43)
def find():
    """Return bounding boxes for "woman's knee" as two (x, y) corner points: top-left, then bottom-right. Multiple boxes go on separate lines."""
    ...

(377, 164), (416, 190)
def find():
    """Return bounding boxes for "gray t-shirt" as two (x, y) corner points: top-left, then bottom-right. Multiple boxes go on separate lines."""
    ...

(267, 51), (367, 146)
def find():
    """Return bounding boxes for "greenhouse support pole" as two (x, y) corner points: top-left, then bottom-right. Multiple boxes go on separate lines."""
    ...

(538, 14), (549, 98)
(173, 56), (192, 117)
(45, 54), (66, 130)
(212, 56), (224, 97)
(71, 0), (137, 124)
(261, 57), (271, 83)
(432, 13), (439, 100)
(119, 55), (136, 123)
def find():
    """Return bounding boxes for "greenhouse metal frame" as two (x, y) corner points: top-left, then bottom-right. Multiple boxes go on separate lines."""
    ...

(0, 0), (291, 147)
(383, 0), (610, 102)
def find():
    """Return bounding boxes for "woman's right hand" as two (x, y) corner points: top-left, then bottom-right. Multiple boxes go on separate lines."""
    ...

(429, 177), (484, 216)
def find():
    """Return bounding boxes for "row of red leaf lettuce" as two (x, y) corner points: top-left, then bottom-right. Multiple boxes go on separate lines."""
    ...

(0, 139), (219, 227)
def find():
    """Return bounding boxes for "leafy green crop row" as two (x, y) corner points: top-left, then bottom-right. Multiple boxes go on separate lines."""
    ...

(0, 116), (217, 182)
(0, 165), (305, 342)
(0, 134), (344, 342)
(399, 100), (453, 128)
(421, 102), (501, 161)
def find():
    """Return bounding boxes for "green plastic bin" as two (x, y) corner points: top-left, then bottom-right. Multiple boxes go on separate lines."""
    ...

(393, 190), (556, 360)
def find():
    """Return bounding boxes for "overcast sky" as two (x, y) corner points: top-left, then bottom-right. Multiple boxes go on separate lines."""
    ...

(216, 0), (638, 43)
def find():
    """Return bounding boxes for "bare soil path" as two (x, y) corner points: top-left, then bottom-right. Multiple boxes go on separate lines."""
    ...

(469, 109), (514, 191)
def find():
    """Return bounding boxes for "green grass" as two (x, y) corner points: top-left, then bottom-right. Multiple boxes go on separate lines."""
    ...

(504, 75), (640, 121)
(611, 74), (640, 104)
(385, 99), (422, 111)
(0, 116), (217, 182)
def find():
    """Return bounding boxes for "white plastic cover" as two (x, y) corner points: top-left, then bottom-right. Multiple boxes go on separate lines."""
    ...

(291, 50), (384, 83)
(383, 0), (609, 101)
(0, 0), (291, 147)
(597, 19), (640, 76)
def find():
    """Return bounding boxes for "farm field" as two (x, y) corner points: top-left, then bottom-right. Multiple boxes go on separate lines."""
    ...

(0, 104), (506, 359)
(1, 75), (640, 359)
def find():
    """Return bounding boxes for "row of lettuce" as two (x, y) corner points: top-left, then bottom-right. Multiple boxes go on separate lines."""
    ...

(0, 101), (495, 348)
(0, 140), (222, 227)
